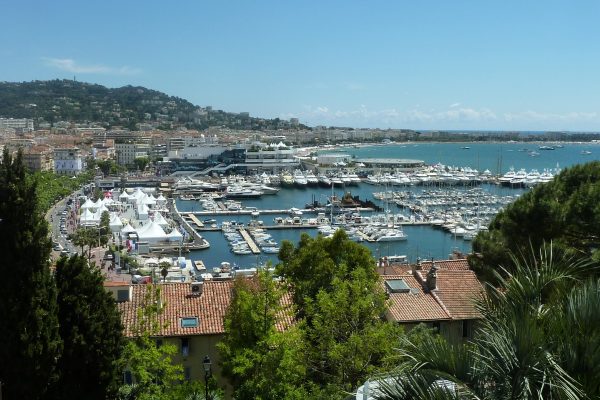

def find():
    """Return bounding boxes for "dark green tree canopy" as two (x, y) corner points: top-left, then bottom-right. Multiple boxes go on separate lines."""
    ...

(52, 255), (124, 400)
(277, 229), (378, 315)
(471, 161), (600, 280)
(0, 148), (62, 399)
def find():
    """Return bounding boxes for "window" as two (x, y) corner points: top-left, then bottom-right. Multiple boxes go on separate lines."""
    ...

(123, 370), (133, 385)
(432, 321), (441, 333)
(181, 317), (199, 328)
(462, 320), (471, 338)
(156, 339), (163, 348)
(181, 338), (190, 357)
(184, 366), (191, 381)
(117, 289), (129, 302)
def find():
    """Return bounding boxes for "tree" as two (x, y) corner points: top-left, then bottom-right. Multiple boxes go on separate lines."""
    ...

(100, 210), (111, 247)
(277, 230), (404, 395)
(51, 255), (124, 400)
(378, 244), (595, 400)
(277, 230), (378, 317)
(471, 162), (600, 281)
(218, 270), (309, 400)
(70, 226), (100, 258)
(0, 148), (62, 399)
(119, 285), (184, 399)
(133, 156), (150, 172)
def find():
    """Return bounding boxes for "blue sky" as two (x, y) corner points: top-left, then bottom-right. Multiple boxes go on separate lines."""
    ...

(2, 1), (600, 131)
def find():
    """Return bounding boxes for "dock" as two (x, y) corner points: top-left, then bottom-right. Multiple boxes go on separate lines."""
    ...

(187, 213), (205, 228)
(188, 207), (374, 216)
(238, 228), (261, 254)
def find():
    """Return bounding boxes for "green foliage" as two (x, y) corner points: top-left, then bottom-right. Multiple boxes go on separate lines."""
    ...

(218, 270), (307, 400)
(472, 161), (600, 281)
(119, 285), (184, 399)
(277, 230), (378, 316)
(134, 156), (150, 171)
(31, 169), (92, 212)
(100, 210), (111, 246)
(0, 148), (62, 399)
(70, 226), (100, 258)
(51, 255), (124, 400)
(0, 79), (307, 131)
(277, 230), (404, 396)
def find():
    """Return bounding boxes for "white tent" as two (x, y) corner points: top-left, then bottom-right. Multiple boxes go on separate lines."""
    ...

(109, 213), (124, 232)
(80, 198), (96, 209)
(80, 208), (97, 225)
(121, 223), (136, 234)
(167, 228), (184, 242)
(153, 212), (170, 227)
(156, 194), (167, 204)
(119, 191), (130, 201)
(137, 221), (167, 243)
(138, 203), (149, 220)
(94, 205), (109, 221)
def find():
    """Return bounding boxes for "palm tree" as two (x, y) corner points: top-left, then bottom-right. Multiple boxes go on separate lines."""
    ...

(376, 243), (594, 400)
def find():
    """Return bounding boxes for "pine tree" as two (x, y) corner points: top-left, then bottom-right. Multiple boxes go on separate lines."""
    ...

(0, 149), (62, 399)
(51, 255), (124, 400)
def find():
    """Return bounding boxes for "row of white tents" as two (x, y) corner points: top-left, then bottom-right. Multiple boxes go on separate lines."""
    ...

(78, 188), (183, 243)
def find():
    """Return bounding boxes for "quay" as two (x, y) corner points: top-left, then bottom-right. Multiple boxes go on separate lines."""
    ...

(238, 228), (261, 254)
(187, 207), (374, 216)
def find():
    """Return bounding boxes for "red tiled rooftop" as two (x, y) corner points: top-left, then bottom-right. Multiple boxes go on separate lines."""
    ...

(418, 259), (470, 271)
(118, 281), (295, 338)
(383, 274), (450, 323)
(433, 270), (484, 320)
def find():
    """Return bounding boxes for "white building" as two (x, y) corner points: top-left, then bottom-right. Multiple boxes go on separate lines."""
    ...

(0, 118), (34, 132)
(54, 148), (84, 176)
(244, 141), (299, 172)
(116, 142), (150, 166)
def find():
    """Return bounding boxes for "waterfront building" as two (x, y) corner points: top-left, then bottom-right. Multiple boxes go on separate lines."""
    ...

(317, 153), (352, 166)
(380, 258), (483, 344)
(356, 158), (424, 172)
(54, 147), (84, 175)
(244, 141), (299, 173)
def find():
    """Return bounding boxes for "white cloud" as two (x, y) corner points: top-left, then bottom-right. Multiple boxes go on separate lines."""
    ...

(42, 57), (141, 75)
(283, 104), (600, 129)
(503, 110), (598, 122)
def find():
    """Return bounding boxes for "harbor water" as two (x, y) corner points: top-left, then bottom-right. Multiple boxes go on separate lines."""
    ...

(180, 142), (600, 270)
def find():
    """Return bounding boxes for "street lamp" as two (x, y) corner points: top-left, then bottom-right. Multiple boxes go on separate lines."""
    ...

(203, 355), (212, 400)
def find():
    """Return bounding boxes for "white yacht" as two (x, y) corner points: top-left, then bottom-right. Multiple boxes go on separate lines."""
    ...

(318, 175), (332, 187)
(293, 170), (308, 187)
(304, 171), (319, 186)
(375, 228), (408, 242)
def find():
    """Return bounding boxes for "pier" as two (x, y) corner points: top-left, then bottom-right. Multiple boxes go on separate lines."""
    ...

(238, 228), (261, 254)
(187, 213), (205, 228)
(186, 207), (374, 216)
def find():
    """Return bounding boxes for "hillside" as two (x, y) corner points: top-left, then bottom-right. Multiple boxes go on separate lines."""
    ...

(0, 80), (304, 131)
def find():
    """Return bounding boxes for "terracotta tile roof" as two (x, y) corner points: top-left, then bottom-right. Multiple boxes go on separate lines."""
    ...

(118, 281), (233, 337)
(383, 274), (451, 323)
(418, 259), (470, 271)
(433, 270), (484, 320)
(382, 260), (484, 323)
(118, 281), (295, 338)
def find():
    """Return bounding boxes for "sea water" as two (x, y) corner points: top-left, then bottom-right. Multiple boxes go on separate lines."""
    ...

(181, 142), (600, 270)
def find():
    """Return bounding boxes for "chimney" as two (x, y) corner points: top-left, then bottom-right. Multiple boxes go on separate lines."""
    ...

(415, 257), (422, 271)
(191, 281), (204, 295)
(426, 262), (438, 292)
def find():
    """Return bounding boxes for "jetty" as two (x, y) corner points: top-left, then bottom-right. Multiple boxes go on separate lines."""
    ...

(187, 213), (205, 228)
(187, 207), (374, 216)
(238, 228), (261, 254)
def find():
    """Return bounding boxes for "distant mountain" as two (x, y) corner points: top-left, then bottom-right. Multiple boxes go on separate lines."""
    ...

(0, 79), (305, 131)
